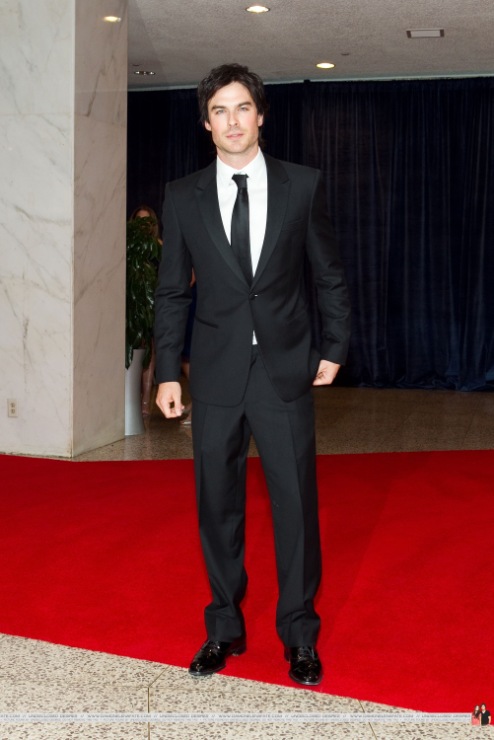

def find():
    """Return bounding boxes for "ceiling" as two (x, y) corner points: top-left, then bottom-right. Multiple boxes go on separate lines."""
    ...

(128, 0), (494, 90)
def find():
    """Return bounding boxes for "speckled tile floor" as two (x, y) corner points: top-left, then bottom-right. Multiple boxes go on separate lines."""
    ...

(0, 629), (491, 740)
(3, 387), (494, 739)
(75, 384), (494, 461)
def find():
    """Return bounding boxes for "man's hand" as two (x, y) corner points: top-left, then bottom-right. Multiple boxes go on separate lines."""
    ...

(156, 382), (184, 418)
(312, 360), (341, 386)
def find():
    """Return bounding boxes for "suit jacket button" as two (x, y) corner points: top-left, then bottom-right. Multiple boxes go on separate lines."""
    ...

(249, 293), (258, 300)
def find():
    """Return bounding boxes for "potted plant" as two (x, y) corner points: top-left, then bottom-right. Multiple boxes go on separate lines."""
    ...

(125, 215), (161, 434)
(126, 215), (161, 368)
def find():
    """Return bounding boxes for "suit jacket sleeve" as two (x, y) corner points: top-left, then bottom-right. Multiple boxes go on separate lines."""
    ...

(154, 182), (193, 383)
(306, 171), (351, 365)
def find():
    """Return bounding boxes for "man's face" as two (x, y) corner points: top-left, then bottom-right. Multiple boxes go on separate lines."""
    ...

(205, 82), (264, 166)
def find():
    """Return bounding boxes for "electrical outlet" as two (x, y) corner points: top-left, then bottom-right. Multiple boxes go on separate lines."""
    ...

(7, 399), (18, 418)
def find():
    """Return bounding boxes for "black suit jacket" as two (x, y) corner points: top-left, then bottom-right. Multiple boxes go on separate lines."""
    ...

(154, 154), (351, 405)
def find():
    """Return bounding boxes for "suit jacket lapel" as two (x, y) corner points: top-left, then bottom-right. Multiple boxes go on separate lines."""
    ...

(195, 155), (291, 286)
(196, 161), (246, 284)
(253, 154), (290, 285)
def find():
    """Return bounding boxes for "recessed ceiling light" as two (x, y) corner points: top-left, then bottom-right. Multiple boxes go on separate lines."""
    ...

(133, 70), (156, 76)
(316, 62), (335, 70)
(246, 5), (270, 13)
(407, 29), (444, 38)
(103, 16), (121, 23)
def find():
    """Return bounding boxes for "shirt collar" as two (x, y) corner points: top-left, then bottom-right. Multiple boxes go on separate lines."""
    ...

(217, 149), (265, 186)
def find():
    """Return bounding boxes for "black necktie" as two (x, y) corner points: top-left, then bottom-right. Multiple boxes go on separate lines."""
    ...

(231, 174), (253, 284)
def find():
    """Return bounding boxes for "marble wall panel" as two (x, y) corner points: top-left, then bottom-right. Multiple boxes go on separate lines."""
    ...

(0, 0), (128, 457)
(0, 0), (74, 456)
(73, 0), (128, 455)
(0, 0), (74, 117)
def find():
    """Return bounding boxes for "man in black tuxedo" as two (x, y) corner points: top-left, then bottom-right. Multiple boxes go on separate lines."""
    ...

(154, 64), (351, 686)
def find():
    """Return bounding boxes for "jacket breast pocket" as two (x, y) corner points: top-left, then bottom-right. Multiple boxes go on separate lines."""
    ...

(194, 315), (218, 329)
(281, 217), (304, 230)
(280, 218), (306, 237)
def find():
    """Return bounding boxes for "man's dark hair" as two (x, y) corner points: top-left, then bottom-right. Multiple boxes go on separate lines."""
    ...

(197, 63), (269, 124)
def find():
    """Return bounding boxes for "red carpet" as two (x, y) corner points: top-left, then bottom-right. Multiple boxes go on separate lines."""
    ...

(0, 450), (492, 711)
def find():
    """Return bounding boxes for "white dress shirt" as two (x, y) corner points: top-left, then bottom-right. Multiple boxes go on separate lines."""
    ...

(216, 149), (268, 277)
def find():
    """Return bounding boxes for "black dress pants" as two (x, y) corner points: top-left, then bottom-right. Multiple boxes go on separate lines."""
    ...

(191, 347), (322, 647)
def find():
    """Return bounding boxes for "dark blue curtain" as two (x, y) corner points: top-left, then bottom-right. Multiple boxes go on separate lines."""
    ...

(127, 77), (494, 390)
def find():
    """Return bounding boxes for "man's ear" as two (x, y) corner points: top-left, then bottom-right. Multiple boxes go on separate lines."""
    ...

(257, 114), (264, 127)
(204, 120), (212, 132)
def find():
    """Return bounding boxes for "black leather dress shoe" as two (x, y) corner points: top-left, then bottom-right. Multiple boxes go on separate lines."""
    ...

(285, 646), (323, 686)
(188, 637), (246, 678)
